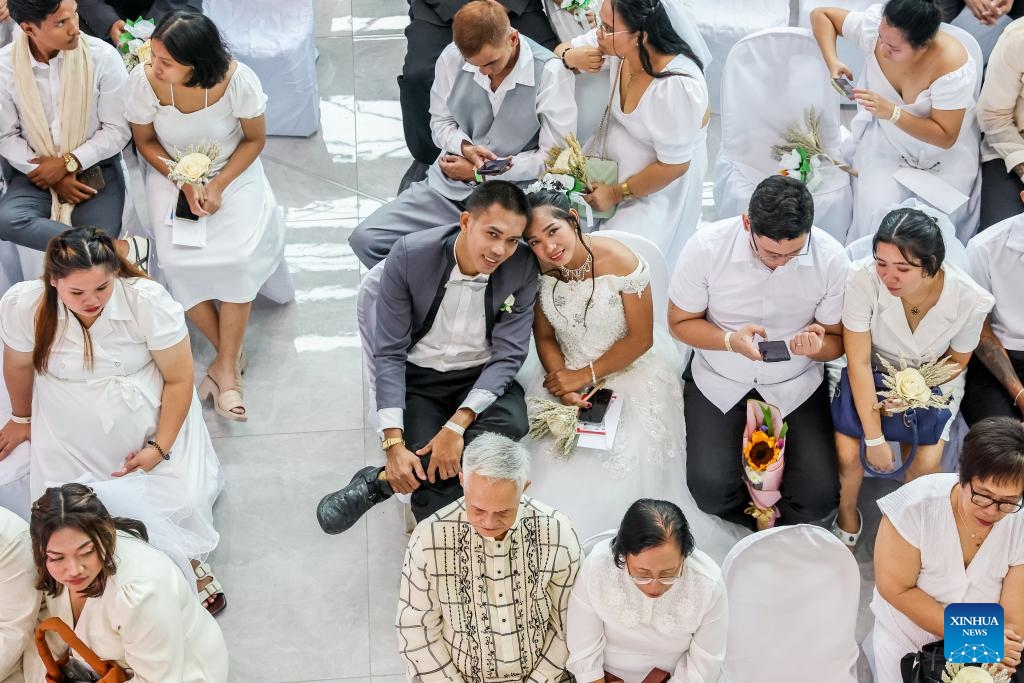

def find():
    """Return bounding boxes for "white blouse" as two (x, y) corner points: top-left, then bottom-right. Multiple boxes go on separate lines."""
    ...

(31, 533), (228, 683)
(0, 508), (37, 682)
(843, 258), (994, 377)
(871, 474), (1024, 654)
(567, 540), (727, 683)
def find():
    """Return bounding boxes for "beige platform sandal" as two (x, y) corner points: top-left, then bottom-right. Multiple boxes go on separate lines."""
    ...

(198, 375), (248, 422)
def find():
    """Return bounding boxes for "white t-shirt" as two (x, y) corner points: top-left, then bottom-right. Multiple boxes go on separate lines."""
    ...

(966, 213), (1024, 352)
(669, 217), (850, 415)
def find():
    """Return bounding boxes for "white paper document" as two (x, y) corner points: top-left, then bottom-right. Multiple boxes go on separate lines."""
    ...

(892, 167), (969, 215)
(169, 205), (207, 248)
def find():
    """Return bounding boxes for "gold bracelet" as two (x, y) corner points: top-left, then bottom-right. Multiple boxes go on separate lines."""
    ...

(620, 181), (632, 200)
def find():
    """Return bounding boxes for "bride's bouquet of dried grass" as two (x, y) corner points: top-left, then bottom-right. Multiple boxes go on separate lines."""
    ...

(545, 133), (589, 191)
(770, 107), (858, 178)
(942, 663), (1012, 683)
(875, 353), (961, 413)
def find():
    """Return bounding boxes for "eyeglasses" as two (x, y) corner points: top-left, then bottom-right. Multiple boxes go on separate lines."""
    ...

(598, 22), (629, 37)
(629, 564), (684, 586)
(969, 483), (1024, 514)
(749, 231), (812, 266)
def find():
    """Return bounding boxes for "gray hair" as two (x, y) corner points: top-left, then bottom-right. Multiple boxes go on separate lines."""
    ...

(462, 433), (531, 489)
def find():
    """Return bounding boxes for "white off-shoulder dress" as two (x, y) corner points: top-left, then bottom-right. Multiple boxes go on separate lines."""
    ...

(840, 4), (980, 242)
(124, 62), (288, 309)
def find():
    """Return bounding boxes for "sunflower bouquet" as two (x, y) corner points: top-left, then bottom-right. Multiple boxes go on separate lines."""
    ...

(742, 400), (788, 530)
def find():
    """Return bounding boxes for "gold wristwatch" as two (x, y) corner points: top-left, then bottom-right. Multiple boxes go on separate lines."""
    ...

(381, 436), (405, 452)
(63, 153), (80, 173)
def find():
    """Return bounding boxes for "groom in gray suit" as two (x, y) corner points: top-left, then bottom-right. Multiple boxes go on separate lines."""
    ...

(317, 181), (539, 533)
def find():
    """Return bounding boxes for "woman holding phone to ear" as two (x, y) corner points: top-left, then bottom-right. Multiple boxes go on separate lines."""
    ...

(125, 10), (289, 422)
(811, 0), (980, 242)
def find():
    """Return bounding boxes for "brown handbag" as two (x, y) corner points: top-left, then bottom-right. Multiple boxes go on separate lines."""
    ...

(34, 617), (129, 683)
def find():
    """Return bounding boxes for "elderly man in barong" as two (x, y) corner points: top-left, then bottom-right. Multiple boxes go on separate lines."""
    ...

(0, 0), (147, 267)
(396, 433), (582, 683)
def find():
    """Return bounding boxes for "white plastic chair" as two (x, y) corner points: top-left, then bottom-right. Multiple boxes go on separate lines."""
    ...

(688, 0), (790, 113)
(719, 524), (860, 682)
(0, 346), (31, 521)
(713, 27), (854, 243)
(942, 23), (984, 245)
(204, 0), (320, 137)
(598, 230), (669, 327)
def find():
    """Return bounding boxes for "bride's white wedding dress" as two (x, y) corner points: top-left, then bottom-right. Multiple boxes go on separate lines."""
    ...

(521, 249), (748, 564)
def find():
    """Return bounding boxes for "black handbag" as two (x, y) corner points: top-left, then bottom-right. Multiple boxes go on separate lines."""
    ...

(901, 640), (946, 683)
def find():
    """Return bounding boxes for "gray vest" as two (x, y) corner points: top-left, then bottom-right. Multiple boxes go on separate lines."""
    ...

(426, 38), (556, 200)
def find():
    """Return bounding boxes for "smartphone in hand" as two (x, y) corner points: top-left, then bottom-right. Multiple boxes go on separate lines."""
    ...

(577, 388), (614, 424)
(175, 190), (199, 222)
(758, 340), (792, 363)
(477, 157), (512, 175)
(831, 76), (856, 101)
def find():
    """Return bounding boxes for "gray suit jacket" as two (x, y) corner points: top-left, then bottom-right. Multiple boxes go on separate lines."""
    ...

(372, 225), (538, 412)
(78, 0), (202, 40)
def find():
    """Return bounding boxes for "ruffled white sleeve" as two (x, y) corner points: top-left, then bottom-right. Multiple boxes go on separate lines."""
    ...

(115, 579), (187, 682)
(227, 62), (269, 120)
(841, 4), (884, 56)
(123, 65), (159, 125)
(126, 280), (188, 351)
(617, 255), (651, 296)
(931, 58), (978, 111)
(841, 258), (877, 334)
(640, 65), (705, 165)
(0, 281), (42, 353)
(876, 478), (932, 550)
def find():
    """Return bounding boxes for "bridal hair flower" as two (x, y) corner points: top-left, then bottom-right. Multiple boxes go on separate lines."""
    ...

(771, 107), (857, 179)
(160, 142), (222, 187)
(119, 16), (156, 71)
(942, 663), (1011, 683)
(875, 353), (960, 413)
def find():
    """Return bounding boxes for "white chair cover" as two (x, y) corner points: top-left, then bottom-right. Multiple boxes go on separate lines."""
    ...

(597, 230), (669, 327)
(720, 524), (860, 682)
(795, 0), (875, 80)
(942, 23), (984, 245)
(205, 0), (320, 137)
(688, 0), (789, 113)
(357, 261), (386, 430)
(581, 527), (616, 555)
(713, 27), (853, 243)
(843, 198), (970, 270)
(0, 347), (31, 521)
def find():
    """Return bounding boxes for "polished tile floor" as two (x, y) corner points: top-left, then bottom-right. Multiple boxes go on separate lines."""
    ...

(209, 2), (886, 680)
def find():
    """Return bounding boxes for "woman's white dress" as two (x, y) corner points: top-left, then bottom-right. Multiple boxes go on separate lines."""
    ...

(842, 258), (994, 439)
(124, 62), (288, 310)
(0, 278), (223, 564)
(569, 30), (709, 266)
(567, 539), (727, 683)
(869, 474), (1024, 683)
(841, 5), (980, 242)
(26, 532), (229, 683)
(521, 248), (747, 563)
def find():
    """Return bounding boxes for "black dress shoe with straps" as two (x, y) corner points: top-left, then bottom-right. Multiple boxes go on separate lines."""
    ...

(316, 466), (394, 534)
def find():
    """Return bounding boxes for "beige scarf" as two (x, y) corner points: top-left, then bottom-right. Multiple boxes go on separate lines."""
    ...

(12, 32), (94, 225)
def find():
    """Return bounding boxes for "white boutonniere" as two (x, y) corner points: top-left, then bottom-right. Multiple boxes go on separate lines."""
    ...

(500, 294), (515, 313)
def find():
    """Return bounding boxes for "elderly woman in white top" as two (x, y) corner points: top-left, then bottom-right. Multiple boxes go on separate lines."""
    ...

(833, 207), (994, 547)
(553, 0), (710, 265)
(25, 483), (228, 683)
(0, 506), (36, 683)
(870, 417), (1024, 682)
(811, 0), (980, 242)
(567, 499), (727, 683)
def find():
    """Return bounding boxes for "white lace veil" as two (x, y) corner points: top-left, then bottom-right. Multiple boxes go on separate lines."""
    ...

(665, 0), (712, 69)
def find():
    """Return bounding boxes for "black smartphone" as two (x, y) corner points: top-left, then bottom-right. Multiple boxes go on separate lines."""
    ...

(77, 166), (106, 192)
(758, 340), (791, 363)
(577, 388), (614, 424)
(477, 157), (512, 175)
(831, 76), (856, 101)
(175, 189), (199, 222)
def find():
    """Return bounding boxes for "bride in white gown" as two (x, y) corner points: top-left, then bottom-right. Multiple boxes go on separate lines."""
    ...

(520, 185), (747, 564)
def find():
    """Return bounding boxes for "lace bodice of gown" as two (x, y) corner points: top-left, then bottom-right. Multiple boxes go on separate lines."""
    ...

(538, 256), (650, 370)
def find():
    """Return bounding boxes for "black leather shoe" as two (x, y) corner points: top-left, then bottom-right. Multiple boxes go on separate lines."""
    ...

(316, 466), (394, 534)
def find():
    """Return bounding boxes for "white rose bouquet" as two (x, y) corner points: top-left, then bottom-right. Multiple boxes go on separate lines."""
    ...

(875, 353), (961, 413)
(118, 16), (156, 71)
(771, 107), (858, 181)
(161, 143), (221, 187)
(942, 663), (1012, 683)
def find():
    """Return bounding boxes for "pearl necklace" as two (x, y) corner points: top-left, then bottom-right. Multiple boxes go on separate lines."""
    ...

(559, 236), (593, 281)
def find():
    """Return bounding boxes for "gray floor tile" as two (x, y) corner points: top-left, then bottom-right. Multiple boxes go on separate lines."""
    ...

(210, 430), (369, 681)
(352, 35), (410, 201)
(316, 0), (353, 37)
